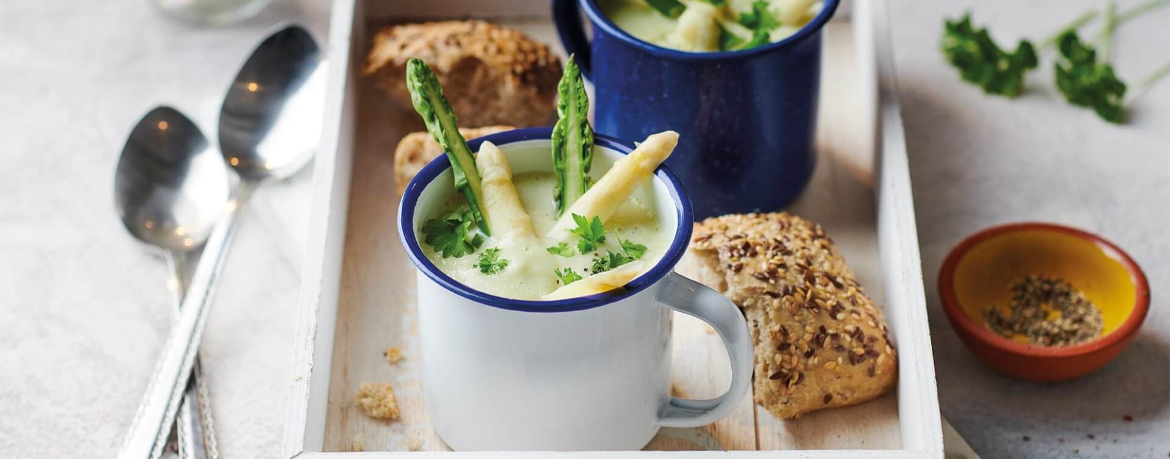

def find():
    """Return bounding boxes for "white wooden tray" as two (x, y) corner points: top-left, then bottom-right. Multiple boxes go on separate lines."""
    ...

(284, 0), (942, 457)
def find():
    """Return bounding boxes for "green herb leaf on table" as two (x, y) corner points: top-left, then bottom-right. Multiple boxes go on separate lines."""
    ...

(546, 243), (576, 257)
(1054, 32), (1127, 123)
(645, 0), (686, 18)
(570, 213), (607, 253)
(941, 14), (1038, 98)
(421, 207), (483, 258)
(555, 267), (583, 286)
(476, 247), (509, 274)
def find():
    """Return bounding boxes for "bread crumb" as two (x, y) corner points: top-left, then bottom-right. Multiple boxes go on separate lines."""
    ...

(351, 435), (365, 452)
(406, 432), (424, 451)
(384, 346), (405, 365)
(356, 382), (400, 420)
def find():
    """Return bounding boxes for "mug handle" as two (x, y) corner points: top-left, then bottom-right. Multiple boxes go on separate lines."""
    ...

(654, 272), (754, 428)
(551, 0), (593, 78)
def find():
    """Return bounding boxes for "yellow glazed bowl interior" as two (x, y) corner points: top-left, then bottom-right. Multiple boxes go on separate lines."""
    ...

(952, 229), (1137, 340)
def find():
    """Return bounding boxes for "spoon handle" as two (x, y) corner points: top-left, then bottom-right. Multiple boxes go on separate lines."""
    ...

(165, 252), (217, 459)
(120, 186), (252, 459)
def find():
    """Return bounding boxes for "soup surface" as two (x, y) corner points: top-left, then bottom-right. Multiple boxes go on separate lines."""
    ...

(599, 0), (823, 52)
(422, 171), (670, 300)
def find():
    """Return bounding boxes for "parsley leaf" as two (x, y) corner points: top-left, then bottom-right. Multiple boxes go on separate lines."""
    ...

(546, 243), (576, 257)
(720, 1), (779, 51)
(645, 0), (685, 18)
(696, 0), (725, 5)
(554, 267), (583, 285)
(570, 213), (606, 253)
(615, 231), (648, 260)
(592, 250), (636, 274)
(476, 247), (509, 274)
(941, 14), (1038, 98)
(421, 207), (484, 258)
(738, 1), (779, 31)
(1055, 31), (1127, 123)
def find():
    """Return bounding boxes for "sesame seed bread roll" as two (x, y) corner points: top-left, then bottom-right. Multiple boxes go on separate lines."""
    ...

(677, 212), (897, 419)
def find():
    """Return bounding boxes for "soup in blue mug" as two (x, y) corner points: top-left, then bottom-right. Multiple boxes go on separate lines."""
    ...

(553, 0), (839, 218)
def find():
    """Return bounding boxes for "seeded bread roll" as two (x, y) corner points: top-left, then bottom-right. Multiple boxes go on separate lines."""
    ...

(364, 20), (561, 128)
(677, 212), (897, 419)
(393, 125), (514, 195)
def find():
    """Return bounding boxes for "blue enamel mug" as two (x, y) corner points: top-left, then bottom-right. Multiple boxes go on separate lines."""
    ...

(553, 0), (839, 218)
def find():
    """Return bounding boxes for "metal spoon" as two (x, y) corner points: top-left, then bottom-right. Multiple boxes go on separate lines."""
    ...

(116, 106), (229, 459)
(119, 25), (324, 459)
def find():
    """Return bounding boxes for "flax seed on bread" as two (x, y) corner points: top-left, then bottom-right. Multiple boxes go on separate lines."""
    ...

(677, 212), (897, 419)
(364, 20), (560, 128)
(393, 125), (514, 195)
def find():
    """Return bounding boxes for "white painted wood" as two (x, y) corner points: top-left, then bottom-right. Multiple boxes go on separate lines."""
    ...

(284, 0), (361, 455)
(859, 0), (943, 457)
(285, 0), (944, 457)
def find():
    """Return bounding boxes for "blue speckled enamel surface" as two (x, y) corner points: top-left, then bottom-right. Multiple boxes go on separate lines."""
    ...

(554, 0), (839, 218)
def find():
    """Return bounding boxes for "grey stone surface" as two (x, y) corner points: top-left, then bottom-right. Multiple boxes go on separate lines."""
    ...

(0, 0), (328, 457)
(891, 1), (1170, 458)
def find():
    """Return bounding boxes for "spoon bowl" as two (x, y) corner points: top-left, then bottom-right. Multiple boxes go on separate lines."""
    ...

(219, 24), (324, 184)
(116, 106), (232, 252)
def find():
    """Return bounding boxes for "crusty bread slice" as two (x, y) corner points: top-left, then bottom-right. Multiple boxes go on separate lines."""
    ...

(393, 125), (514, 195)
(365, 20), (560, 128)
(677, 212), (897, 419)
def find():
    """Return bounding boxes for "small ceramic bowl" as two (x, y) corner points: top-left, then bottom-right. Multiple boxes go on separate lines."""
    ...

(938, 222), (1150, 382)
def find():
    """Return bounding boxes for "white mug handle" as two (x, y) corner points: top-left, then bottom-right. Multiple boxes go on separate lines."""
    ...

(654, 272), (754, 427)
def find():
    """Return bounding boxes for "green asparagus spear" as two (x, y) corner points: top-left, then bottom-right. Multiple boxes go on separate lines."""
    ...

(405, 58), (490, 235)
(551, 55), (594, 218)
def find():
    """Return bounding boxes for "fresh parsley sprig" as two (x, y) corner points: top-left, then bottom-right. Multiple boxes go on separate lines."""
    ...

(591, 251), (632, 274)
(591, 231), (648, 274)
(554, 267), (583, 285)
(421, 207), (484, 258)
(941, 14), (1039, 98)
(570, 213), (606, 253)
(941, 0), (1170, 122)
(615, 230), (647, 260)
(476, 247), (509, 274)
(1053, 2), (1170, 123)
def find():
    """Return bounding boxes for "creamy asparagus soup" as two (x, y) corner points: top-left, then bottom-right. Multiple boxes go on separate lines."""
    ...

(598, 0), (823, 52)
(406, 56), (679, 301)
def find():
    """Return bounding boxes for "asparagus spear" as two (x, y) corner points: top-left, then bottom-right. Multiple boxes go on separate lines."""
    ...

(476, 141), (539, 242)
(405, 58), (490, 235)
(543, 261), (644, 300)
(547, 131), (679, 239)
(474, 141), (559, 297)
(551, 55), (594, 218)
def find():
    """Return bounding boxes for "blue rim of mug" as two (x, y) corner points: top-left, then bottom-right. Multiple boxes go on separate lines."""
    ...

(398, 127), (694, 313)
(578, 0), (840, 60)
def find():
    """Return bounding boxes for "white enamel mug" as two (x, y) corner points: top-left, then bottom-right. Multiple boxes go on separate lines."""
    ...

(399, 128), (752, 451)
